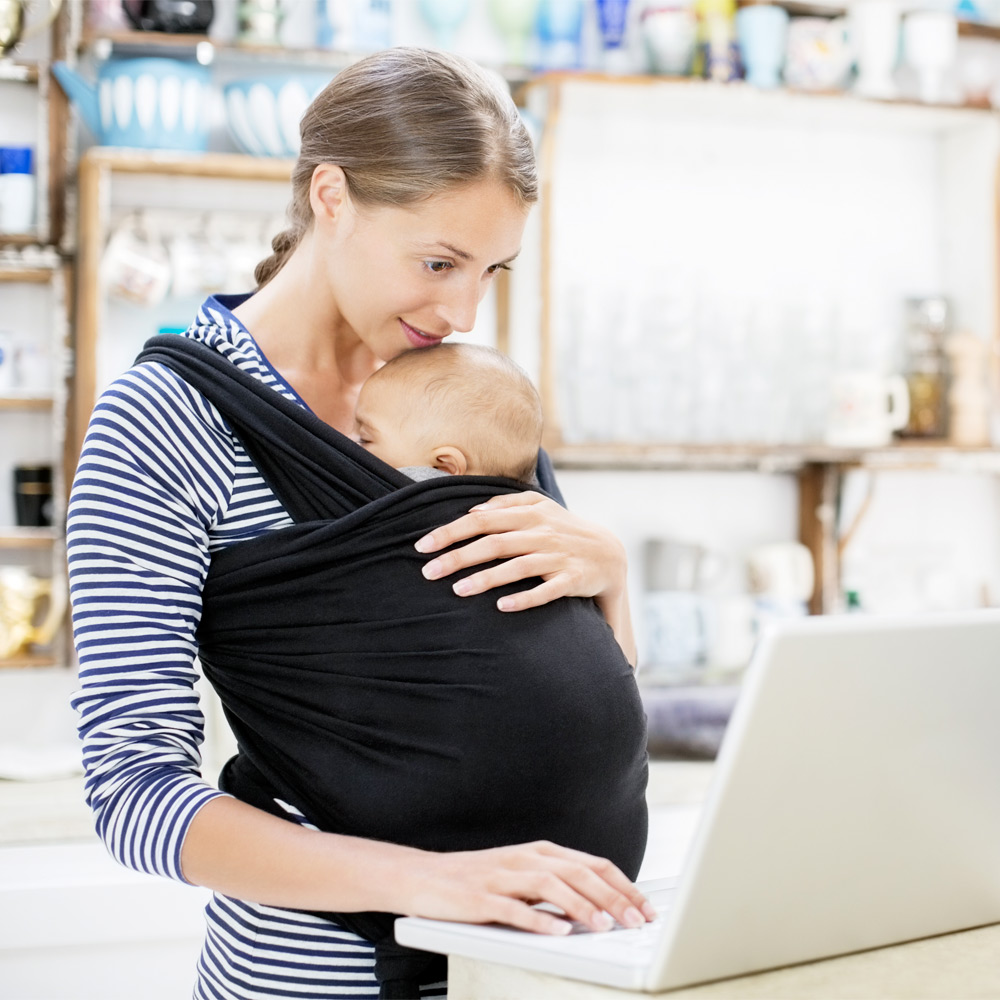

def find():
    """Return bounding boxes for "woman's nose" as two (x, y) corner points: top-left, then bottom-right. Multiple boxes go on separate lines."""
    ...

(436, 277), (483, 334)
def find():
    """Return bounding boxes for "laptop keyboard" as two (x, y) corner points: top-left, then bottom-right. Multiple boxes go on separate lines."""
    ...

(563, 892), (677, 953)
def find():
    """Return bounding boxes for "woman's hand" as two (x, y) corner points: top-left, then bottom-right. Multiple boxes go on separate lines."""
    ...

(414, 491), (636, 662)
(398, 840), (656, 936)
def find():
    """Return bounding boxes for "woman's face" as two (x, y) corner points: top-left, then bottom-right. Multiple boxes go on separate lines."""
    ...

(325, 178), (529, 361)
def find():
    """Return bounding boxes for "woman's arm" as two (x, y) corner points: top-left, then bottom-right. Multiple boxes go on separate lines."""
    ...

(413, 492), (638, 665)
(183, 796), (655, 934)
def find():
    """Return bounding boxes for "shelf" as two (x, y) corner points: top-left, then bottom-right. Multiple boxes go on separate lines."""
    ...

(0, 60), (40, 83)
(0, 528), (57, 549)
(0, 653), (58, 670)
(0, 267), (58, 284)
(528, 73), (997, 131)
(737, 1), (1000, 39)
(0, 394), (54, 411)
(0, 233), (48, 248)
(550, 442), (1000, 474)
(958, 20), (1000, 40)
(80, 146), (294, 180)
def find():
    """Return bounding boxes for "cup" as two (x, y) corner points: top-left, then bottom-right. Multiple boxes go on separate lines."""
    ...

(783, 16), (852, 91)
(102, 218), (172, 307)
(13, 465), (53, 527)
(0, 329), (16, 391)
(736, 3), (790, 89)
(902, 10), (959, 105)
(488, 0), (541, 66)
(0, 566), (65, 659)
(643, 589), (708, 670)
(644, 538), (728, 592)
(850, 0), (902, 100)
(746, 541), (814, 603)
(642, 6), (697, 76)
(824, 371), (910, 447)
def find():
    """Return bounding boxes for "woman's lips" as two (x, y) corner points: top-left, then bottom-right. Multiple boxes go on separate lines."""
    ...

(400, 319), (444, 349)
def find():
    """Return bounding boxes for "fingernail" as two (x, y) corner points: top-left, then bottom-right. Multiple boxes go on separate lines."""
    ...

(414, 534), (434, 553)
(453, 579), (471, 596)
(623, 907), (644, 929)
(592, 912), (614, 932)
(641, 901), (657, 921)
(422, 559), (443, 580)
(469, 504), (487, 512)
(497, 597), (514, 612)
(551, 920), (572, 936)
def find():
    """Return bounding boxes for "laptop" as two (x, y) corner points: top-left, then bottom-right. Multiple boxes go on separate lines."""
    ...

(396, 610), (1000, 992)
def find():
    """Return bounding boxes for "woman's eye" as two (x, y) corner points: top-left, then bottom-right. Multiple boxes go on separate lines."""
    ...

(487, 262), (512, 275)
(425, 260), (452, 273)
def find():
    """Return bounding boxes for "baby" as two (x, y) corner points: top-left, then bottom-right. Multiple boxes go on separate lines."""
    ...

(354, 343), (543, 483)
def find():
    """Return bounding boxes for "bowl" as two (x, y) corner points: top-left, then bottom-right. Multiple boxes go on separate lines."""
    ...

(223, 74), (332, 158)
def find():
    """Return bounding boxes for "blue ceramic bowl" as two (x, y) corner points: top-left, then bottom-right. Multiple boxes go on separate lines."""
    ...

(223, 74), (333, 158)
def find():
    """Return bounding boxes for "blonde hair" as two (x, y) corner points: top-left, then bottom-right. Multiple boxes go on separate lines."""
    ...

(255, 47), (538, 288)
(366, 344), (543, 482)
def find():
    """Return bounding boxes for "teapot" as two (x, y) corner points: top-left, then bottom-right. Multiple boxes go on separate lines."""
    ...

(52, 57), (211, 151)
(0, 0), (61, 58)
(0, 567), (65, 659)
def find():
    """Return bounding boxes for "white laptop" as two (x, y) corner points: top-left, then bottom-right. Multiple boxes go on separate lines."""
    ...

(396, 610), (1000, 992)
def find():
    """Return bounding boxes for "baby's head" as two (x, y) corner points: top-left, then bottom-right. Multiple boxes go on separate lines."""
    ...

(355, 343), (543, 482)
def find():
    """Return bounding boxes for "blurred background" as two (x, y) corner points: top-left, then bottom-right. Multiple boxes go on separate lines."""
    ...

(2, 0), (1000, 993)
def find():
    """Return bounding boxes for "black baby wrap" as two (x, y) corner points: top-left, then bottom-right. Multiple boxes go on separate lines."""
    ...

(135, 336), (649, 999)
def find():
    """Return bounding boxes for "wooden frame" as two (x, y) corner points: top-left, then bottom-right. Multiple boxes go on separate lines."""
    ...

(72, 148), (293, 465)
(524, 74), (1000, 613)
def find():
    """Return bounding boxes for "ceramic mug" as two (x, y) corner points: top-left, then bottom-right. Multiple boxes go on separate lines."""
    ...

(0, 567), (65, 659)
(643, 589), (708, 669)
(825, 371), (910, 447)
(642, 5), (698, 76)
(902, 10), (959, 105)
(746, 541), (815, 603)
(736, 3), (790, 89)
(102, 219), (172, 307)
(783, 16), (852, 91)
(850, 0), (902, 100)
(644, 538), (728, 593)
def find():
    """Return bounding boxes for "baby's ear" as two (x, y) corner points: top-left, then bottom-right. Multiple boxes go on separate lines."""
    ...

(431, 446), (468, 476)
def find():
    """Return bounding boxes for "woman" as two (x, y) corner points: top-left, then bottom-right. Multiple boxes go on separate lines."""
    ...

(68, 48), (651, 1000)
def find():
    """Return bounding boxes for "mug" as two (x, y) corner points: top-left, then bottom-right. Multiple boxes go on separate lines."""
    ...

(643, 589), (708, 670)
(642, 6), (698, 76)
(746, 541), (815, 603)
(0, 329), (16, 391)
(644, 538), (727, 593)
(850, 0), (902, 100)
(902, 10), (959, 105)
(102, 218), (171, 307)
(783, 16), (852, 91)
(825, 371), (910, 447)
(0, 567), (65, 659)
(13, 465), (52, 527)
(736, 3), (790, 89)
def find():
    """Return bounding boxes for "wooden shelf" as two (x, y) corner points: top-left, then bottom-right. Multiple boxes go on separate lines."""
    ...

(0, 60), (40, 83)
(0, 528), (57, 549)
(550, 442), (1000, 474)
(958, 20), (1000, 40)
(0, 394), (54, 411)
(79, 146), (294, 180)
(526, 74), (996, 129)
(0, 267), (57, 284)
(0, 653), (58, 669)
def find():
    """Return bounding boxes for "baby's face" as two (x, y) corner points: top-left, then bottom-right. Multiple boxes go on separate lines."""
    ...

(354, 379), (431, 470)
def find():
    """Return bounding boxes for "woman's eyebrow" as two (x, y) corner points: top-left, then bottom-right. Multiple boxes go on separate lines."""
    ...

(417, 242), (522, 265)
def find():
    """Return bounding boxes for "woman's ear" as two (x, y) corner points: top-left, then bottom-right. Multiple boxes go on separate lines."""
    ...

(310, 164), (350, 226)
(431, 446), (469, 476)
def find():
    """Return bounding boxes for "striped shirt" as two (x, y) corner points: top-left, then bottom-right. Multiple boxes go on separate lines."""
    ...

(68, 295), (445, 999)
